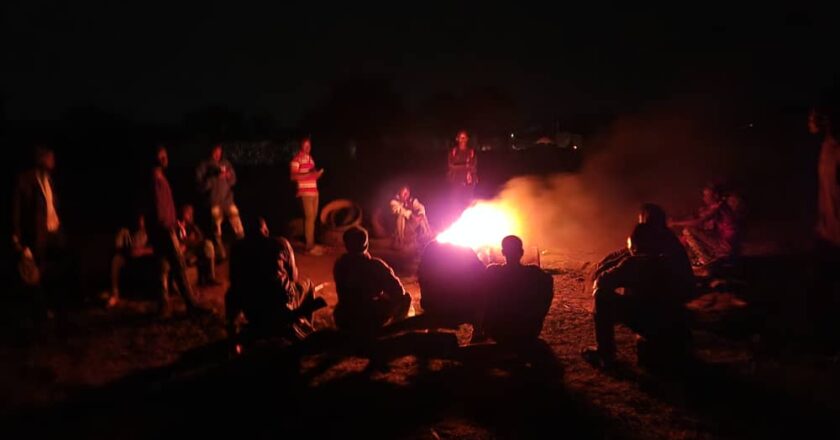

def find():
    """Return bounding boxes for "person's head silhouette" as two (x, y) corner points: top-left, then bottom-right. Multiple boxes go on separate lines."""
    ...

(501, 235), (524, 265)
(343, 226), (369, 254)
(627, 223), (660, 256)
(639, 203), (667, 228)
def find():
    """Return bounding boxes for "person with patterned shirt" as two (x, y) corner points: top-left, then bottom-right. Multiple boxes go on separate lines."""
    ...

(290, 137), (325, 255)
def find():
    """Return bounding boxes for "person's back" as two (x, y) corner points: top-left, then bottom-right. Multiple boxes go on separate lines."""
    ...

(230, 234), (285, 311)
(333, 227), (411, 334)
(599, 254), (690, 308)
(417, 240), (486, 322)
(484, 237), (554, 344)
(334, 253), (394, 307)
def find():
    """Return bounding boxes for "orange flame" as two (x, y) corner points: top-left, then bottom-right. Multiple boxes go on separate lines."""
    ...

(436, 201), (522, 250)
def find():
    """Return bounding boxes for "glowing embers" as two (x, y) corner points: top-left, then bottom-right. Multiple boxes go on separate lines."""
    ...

(436, 201), (521, 250)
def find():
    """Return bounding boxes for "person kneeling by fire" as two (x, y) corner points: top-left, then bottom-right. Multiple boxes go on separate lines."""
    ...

(390, 185), (433, 249)
(225, 216), (327, 346)
(583, 221), (695, 371)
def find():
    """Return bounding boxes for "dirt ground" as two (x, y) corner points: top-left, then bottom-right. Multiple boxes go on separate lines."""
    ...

(2, 242), (840, 439)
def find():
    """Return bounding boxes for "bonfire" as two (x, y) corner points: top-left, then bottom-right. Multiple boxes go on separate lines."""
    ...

(436, 201), (523, 263)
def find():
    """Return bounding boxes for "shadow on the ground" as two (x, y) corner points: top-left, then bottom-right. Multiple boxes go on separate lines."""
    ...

(5, 331), (610, 439)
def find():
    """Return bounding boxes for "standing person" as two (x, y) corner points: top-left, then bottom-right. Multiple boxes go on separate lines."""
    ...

(290, 137), (324, 255)
(389, 185), (433, 249)
(808, 98), (840, 353)
(149, 146), (209, 318)
(12, 146), (66, 313)
(177, 204), (220, 287)
(447, 130), (478, 215)
(195, 144), (243, 260)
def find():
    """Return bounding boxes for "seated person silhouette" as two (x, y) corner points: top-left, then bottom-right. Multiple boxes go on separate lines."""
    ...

(583, 222), (694, 370)
(484, 235), (554, 347)
(413, 240), (487, 331)
(225, 216), (326, 343)
(333, 226), (412, 337)
(176, 204), (220, 287)
(594, 203), (693, 284)
(108, 213), (158, 307)
(669, 183), (742, 267)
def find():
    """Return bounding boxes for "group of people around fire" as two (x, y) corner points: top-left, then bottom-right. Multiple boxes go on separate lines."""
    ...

(10, 98), (840, 370)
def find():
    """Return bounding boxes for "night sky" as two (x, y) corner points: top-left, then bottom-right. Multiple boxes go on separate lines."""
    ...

(3, 2), (838, 125)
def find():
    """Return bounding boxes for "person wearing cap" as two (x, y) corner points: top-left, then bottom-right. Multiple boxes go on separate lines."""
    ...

(196, 144), (243, 260)
(483, 235), (554, 346)
(582, 222), (694, 370)
(333, 226), (411, 336)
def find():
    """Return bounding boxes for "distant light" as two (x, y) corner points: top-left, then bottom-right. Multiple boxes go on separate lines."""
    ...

(748, 123), (754, 128)
(572, 145), (578, 150)
(510, 133), (515, 138)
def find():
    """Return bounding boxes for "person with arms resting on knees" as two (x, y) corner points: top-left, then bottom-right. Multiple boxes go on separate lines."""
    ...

(669, 183), (741, 268)
(583, 223), (694, 371)
(176, 204), (220, 287)
(389, 185), (433, 249)
(108, 213), (156, 307)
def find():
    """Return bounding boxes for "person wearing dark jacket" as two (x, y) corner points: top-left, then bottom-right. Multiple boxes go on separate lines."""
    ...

(225, 217), (326, 342)
(149, 146), (208, 318)
(583, 222), (694, 370)
(196, 144), (244, 259)
(484, 236), (554, 346)
(12, 147), (62, 270)
(12, 146), (67, 312)
(333, 226), (411, 336)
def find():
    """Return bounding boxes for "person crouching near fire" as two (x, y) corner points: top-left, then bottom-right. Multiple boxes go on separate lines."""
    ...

(389, 185), (433, 249)
(582, 222), (694, 372)
(483, 235), (554, 348)
(333, 226), (412, 338)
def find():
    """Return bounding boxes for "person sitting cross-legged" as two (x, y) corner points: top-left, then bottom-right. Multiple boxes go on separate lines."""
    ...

(483, 235), (554, 347)
(333, 226), (412, 338)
